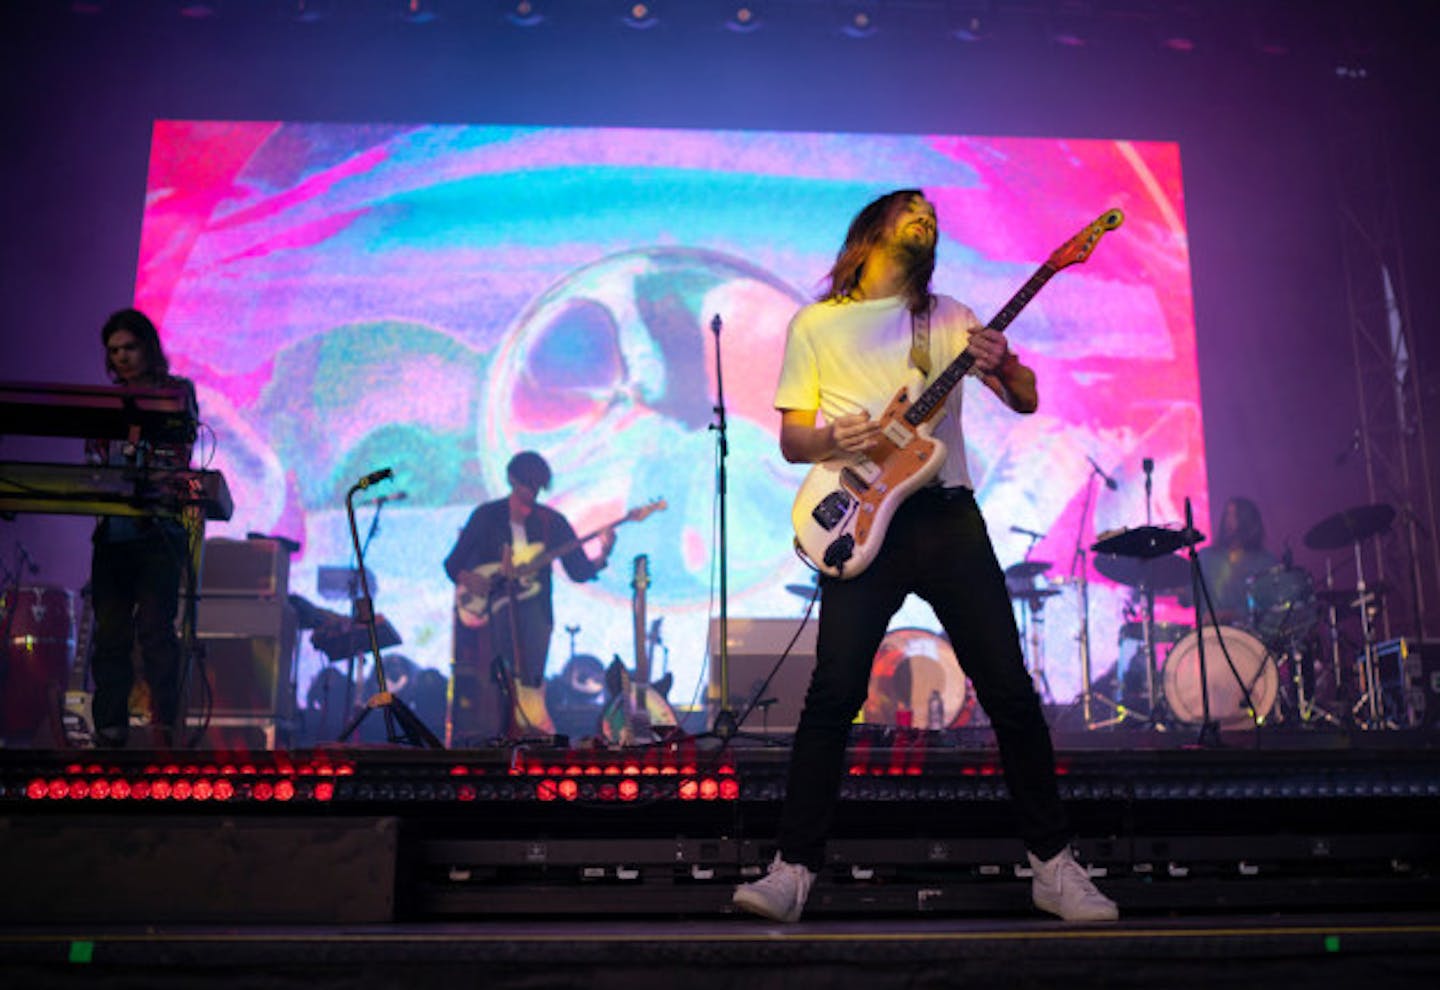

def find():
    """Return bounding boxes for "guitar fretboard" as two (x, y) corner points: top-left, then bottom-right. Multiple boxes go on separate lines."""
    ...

(904, 263), (1057, 427)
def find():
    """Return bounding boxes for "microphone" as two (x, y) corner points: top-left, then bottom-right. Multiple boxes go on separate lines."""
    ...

(361, 491), (408, 507)
(711, 314), (722, 336)
(1086, 455), (1119, 490)
(1010, 525), (1046, 540)
(1143, 457), (1153, 497)
(1184, 496), (1194, 532)
(355, 468), (393, 490)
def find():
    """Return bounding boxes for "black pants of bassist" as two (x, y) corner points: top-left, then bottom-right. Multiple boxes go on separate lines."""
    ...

(777, 486), (1072, 870)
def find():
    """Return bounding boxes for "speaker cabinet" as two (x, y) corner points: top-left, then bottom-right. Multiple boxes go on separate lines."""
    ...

(1381, 638), (1440, 729)
(196, 598), (297, 718)
(709, 618), (817, 734)
(202, 537), (291, 597)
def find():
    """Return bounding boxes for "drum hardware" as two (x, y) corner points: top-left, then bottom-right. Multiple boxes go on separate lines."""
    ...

(862, 628), (973, 730)
(1091, 540), (1192, 729)
(1070, 460), (1126, 729)
(1304, 503), (1397, 729)
(1005, 558), (1059, 704)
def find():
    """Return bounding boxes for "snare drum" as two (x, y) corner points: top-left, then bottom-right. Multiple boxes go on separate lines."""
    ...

(1246, 565), (1319, 644)
(2, 586), (76, 738)
(1162, 625), (1276, 729)
(862, 628), (974, 729)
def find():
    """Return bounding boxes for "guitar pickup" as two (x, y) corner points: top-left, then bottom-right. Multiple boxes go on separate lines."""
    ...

(812, 490), (854, 531)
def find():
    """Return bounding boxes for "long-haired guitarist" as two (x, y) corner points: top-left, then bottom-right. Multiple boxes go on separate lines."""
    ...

(443, 451), (615, 743)
(733, 190), (1117, 924)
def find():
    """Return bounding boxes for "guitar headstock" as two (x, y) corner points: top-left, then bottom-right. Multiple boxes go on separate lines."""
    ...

(626, 498), (668, 523)
(1047, 208), (1125, 271)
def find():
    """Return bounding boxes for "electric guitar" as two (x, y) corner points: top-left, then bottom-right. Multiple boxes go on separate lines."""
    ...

(454, 499), (667, 628)
(792, 209), (1125, 579)
(600, 554), (679, 746)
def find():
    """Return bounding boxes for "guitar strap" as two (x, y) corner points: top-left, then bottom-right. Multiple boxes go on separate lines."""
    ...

(909, 302), (933, 379)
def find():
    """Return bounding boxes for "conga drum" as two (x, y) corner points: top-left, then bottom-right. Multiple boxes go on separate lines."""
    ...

(2, 586), (76, 739)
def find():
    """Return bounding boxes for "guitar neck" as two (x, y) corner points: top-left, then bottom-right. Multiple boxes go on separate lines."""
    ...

(631, 554), (650, 683)
(904, 263), (1056, 427)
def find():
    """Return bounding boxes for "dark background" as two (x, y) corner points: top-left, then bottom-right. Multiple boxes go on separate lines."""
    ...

(2, 0), (1437, 637)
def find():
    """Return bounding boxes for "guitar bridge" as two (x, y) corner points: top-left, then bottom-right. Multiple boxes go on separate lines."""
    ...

(812, 490), (854, 531)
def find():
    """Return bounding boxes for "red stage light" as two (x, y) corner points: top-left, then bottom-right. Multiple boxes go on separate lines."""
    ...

(699, 778), (719, 800)
(678, 779), (698, 801)
(455, 783), (475, 802)
(253, 781), (274, 801)
(68, 779), (89, 800)
(64, 763), (83, 775)
(25, 778), (46, 800)
(111, 779), (131, 800)
(558, 779), (578, 801)
(449, 765), (470, 776)
(536, 780), (558, 801)
(618, 779), (639, 801)
(719, 779), (740, 800)
(275, 780), (296, 802)
(193, 780), (214, 801)
(171, 779), (193, 801)
(47, 778), (68, 799)
(131, 780), (152, 800)
(152, 779), (173, 800)
(214, 780), (235, 801)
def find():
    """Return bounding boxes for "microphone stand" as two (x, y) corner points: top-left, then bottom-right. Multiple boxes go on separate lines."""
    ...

(1075, 464), (1125, 729)
(338, 473), (443, 749)
(706, 313), (743, 741)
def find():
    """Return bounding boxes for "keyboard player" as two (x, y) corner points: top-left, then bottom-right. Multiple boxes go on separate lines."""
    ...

(85, 308), (198, 749)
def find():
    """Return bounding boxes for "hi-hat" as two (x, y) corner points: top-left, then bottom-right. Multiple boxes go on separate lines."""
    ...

(1303, 503), (1396, 551)
(1092, 525), (1204, 560)
(1094, 552), (1190, 591)
(1004, 561), (1052, 581)
(786, 574), (821, 599)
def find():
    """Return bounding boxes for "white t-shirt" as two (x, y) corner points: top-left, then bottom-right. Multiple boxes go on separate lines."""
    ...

(773, 293), (983, 490)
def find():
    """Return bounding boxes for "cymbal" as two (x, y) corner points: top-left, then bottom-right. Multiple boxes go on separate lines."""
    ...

(1092, 525), (1204, 560)
(1004, 561), (1052, 581)
(1011, 588), (1062, 604)
(1316, 581), (1389, 608)
(786, 577), (821, 599)
(1094, 552), (1190, 591)
(1303, 503), (1396, 551)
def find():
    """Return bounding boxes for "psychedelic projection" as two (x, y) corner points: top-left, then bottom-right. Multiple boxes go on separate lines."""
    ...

(136, 123), (1204, 721)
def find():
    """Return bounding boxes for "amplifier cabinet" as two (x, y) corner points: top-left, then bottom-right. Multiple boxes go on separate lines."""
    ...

(195, 598), (297, 718)
(708, 618), (817, 734)
(201, 537), (291, 598)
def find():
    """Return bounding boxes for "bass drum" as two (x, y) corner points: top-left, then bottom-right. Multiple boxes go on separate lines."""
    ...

(862, 628), (974, 729)
(1163, 625), (1277, 729)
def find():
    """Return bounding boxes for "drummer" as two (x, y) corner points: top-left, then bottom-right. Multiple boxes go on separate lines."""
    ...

(1182, 496), (1278, 625)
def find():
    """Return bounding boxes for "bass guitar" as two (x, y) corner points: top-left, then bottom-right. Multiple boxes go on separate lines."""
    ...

(454, 499), (667, 628)
(600, 553), (679, 746)
(792, 208), (1125, 580)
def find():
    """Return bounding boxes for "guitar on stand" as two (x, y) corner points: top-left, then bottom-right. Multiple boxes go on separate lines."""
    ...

(600, 554), (678, 746)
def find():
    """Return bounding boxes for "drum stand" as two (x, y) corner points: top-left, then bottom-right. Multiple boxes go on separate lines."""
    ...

(1073, 471), (1127, 729)
(1341, 538), (1392, 729)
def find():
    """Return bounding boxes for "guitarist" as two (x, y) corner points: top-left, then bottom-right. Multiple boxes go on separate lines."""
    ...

(443, 451), (615, 743)
(733, 190), (1116, 924)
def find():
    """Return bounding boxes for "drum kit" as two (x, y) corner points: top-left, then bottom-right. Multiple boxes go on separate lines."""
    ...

(1053, 500), (1404, 734)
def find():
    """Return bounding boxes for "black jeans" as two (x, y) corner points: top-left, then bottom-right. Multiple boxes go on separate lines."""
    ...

(777, 486), (1071, 870)
(90, 527), (185, 741)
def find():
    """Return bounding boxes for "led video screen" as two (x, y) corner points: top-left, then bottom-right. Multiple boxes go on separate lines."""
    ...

(137, 122), (1203, 718)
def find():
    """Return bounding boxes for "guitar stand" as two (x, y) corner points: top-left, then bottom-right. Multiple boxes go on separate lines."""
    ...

(336, 476), (443, 749)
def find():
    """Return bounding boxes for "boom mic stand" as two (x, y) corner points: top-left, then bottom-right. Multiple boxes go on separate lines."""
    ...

(705, 313), (744, 741)
(338, 469), (443, 749)
(1182, 496), (1258, 747)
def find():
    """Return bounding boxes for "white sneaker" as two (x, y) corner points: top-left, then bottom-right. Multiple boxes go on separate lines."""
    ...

(733, 854), (815, 923)
(1029, 848), (1119, 922)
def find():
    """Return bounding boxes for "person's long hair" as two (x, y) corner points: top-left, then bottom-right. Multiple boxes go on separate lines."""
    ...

(101, 308), (170, 384)
(1226, 496), (1266, 552)
(821, 189), (935, 314)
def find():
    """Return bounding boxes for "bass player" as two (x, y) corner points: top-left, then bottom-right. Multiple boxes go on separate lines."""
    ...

(732, 190), (1117, 924)
(444, 451), (614, 744)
